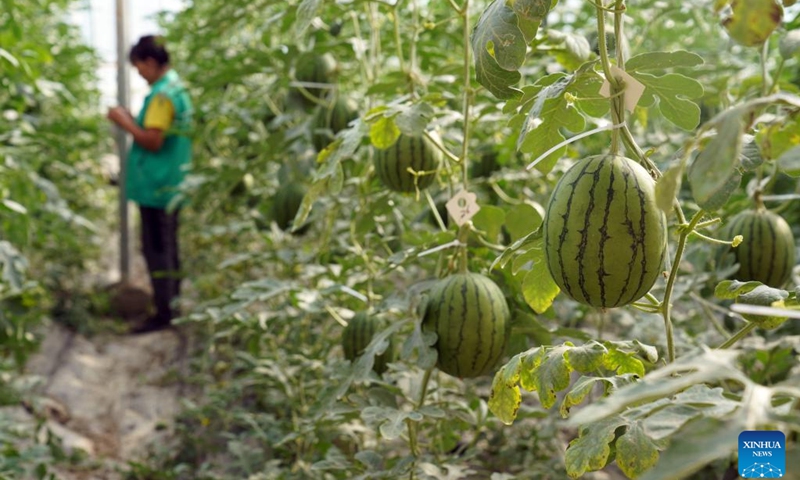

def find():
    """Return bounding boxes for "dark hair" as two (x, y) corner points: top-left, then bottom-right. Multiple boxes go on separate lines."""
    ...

(129, 35), (170, 66)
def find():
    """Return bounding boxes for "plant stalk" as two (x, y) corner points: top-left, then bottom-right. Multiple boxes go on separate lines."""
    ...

(460, 0), (471, 190)
(661, 210), (704, 363)
(718, 322), (757, 349)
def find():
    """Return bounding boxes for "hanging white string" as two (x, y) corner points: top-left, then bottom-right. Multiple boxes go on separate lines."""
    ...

(418, 239), (464, 257)
(731, 304), (800, 320)
(760, 194), (800, 202)
(525, 122), (627, 171)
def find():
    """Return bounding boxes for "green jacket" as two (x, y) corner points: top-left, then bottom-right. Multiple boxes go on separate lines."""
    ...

(127, 69), (193, 209)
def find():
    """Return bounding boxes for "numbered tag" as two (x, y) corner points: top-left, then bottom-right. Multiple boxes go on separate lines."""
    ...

(599, 65), (646, 113)
(446, 190), (480, 227)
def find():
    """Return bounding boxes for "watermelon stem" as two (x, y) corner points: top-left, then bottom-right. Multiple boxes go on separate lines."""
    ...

(662, 210), (706, 363)
(458, 0), (472, 191)
(690, 230), (739, 247)
(391, 2), (407, 88)
(717, 322), (758, 349)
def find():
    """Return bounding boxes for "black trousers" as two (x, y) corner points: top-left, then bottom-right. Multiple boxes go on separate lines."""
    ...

(139, 206), (181, 324)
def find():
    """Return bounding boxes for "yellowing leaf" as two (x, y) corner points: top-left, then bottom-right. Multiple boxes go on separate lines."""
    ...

(369, 116), (400, 149)
(488, 354), (524, 425)
(722, 0), (783, 47)
(565, 417), (627, 478)
(688, 112), (744, 211)
(616, 422), (660, 479)
(655, 162), (682, 213)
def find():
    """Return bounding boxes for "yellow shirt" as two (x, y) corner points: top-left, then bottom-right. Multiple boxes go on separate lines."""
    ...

(143, 94), (174, 131)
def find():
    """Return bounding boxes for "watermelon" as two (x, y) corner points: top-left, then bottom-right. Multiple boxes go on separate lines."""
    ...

(422, 272), (510, 378)
(342, 312), (394, 375)
(720, 208), (795, 288)
(270, 182), (306, 232)
(374, 133), (441, 193)
(312, 97), (357, 152)
(293, 53), (337, 104)
(543, 155), (668, 308)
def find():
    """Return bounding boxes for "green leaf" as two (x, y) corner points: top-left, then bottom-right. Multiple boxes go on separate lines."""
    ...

(604, 346), (645, 378)
(519, 237), (560, 314)
(714, 279), (763, 299)
(471, 1), (525, 99)
(504, 202), (543, 243)
(294, 0), (320, 38)
(491, 227), (542, 271)
(361, 406), (422, 440)
(779, 30), (800, 58)
(630, 72), (703, 130)
(654, 163), (682, 213)
(488, 353), (524, 425)
(395, 102), (434, 137)
(402, 321), (438, 370)
(293, 179), (328, 230)
(471, 0), (555, 99)
(0, 241), (27, 292)
(688, 112), (744, 211)
(625, 50), (704, 71)
(737, 284), (788, 308)
(739, 136), (764, 171)
(369, 116), (401, 149)
(721, 0), (783, 47)
(615, 422), (660, 479)
(565, 417), (627, 478)
(354, 450), (382, 470)
(570, 62), (609, 118)
(778, 145), (800, 177)
(546, 29), (591, 69)
(472, 205), (506, 243)
(518, 74), (586, 173)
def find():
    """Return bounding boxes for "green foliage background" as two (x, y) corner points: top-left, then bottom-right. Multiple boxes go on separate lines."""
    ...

(2, 0), (800, 479)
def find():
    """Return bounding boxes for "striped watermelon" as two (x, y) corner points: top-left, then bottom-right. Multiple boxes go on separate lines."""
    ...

(470, 146), (500, 179)
(720, 208), (795, 287)
(270, 182), (306, 232)
(543, 155), (667, 308)
(374, 133), (442, 193)
(422, 273), (510, 378)
(312, 97), (357, 152)
(294, 53), (337, 103)
(342, 312), (394, 374)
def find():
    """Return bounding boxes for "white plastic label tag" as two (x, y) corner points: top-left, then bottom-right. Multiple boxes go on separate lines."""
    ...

(599, 65), (646, 113)
(446, 190), (480, 226)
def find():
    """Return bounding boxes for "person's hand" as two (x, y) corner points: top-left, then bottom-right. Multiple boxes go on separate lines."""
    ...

(107, 106), (133, 127)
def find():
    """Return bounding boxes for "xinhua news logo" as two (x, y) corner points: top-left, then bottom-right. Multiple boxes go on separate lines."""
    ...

(738, 430), (786, 478)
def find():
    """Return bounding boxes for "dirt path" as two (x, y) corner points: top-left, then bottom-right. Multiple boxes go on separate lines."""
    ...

(5, 214), (195, 478)
(14, 323), (190, 479)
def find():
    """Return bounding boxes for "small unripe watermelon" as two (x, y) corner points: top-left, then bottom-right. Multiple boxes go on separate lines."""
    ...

(342, 312), (394, 374)
(270, 182), (306, 231)
(312, 97), (357, 152)
(294, 53), (337, 102)
(720, 208), (795, 288)
(373, 134), (442, 193)
(470, 146), (500, 179)
(736, 285), (789, 330)
(543, 155), (667, 308)
(422, 273), (510, 378)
